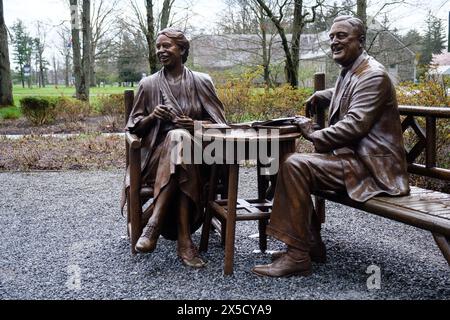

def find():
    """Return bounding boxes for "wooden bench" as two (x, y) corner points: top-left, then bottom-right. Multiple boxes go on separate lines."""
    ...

(311, 73), (450, 266)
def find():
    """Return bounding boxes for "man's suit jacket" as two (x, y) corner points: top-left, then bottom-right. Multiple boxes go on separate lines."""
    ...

(309, 51), (410, 202)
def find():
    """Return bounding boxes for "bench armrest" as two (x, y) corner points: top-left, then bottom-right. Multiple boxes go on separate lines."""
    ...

(126, 132), (141, 149)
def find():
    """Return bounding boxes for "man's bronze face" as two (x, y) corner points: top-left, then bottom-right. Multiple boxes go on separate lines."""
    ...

(156, 35), (185, 68)
(329, 21), (363, 67)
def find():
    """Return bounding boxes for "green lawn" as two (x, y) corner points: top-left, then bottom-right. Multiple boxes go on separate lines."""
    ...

(0, 85), (136, 119)
(13, 84), (135, 97)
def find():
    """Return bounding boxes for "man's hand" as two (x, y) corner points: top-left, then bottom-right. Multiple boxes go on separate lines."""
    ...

(292, 116), (315, 140)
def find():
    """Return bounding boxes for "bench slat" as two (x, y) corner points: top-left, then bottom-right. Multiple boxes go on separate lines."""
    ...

(408, 187), (435, 194)
(314, 187), (450, 237)
(377, 193), (450, 203)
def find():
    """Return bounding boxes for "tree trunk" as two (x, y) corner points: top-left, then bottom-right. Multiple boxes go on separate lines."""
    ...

(289, 0), (304, 88)
(146, 0), (159, 74)
(256, 0), (319, 88)
(64, 53), (70, 87)
(35, 58), (40, 87)
(356, 0), (367, 28)
(81, 0), (91, 101)
(260, 15), (271, 87)
(70, 0), (83, 99)
(160, 0), (171, 29)
(89, 41), (96, 87)
(38, 53), (45, 87)
(89, 20), (94, 88)
(255, 0), (296, 87)
(90, 64), (96, 87)
(53, 55), (58, 86)
(0, 0), (13, 106)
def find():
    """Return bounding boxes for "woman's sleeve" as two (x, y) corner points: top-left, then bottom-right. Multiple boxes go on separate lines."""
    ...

(126, 80), (148, 134)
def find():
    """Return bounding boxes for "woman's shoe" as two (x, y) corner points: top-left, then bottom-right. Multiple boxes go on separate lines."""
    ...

(135, 223), (159, 253)
(177, 244), (206, 268)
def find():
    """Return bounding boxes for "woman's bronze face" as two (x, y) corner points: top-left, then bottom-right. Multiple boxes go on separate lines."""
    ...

(156, 35), (185, 69)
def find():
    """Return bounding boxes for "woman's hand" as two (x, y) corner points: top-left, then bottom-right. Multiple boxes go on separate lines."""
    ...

(174, 115), (194, 131)
(152, 105), (176, 122)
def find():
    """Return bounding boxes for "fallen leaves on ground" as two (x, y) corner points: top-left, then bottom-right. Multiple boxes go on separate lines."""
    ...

(0, 133), (125, 171)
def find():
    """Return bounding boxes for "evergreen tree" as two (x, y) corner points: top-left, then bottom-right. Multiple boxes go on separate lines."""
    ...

(402, 29), (423, 55)
(11, 20), (33, 88)
(117, 32), (144, 86)
(420, 11), (446, 66)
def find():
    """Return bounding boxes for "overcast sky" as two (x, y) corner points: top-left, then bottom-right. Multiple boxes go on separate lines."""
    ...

(3, 0), (225, 31)
(4, 0), (449, 33)
(3, 0), (449, 66)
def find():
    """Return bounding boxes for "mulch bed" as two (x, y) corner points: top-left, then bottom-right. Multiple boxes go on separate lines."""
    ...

(0, 134), (125, 171)
(0, 116), (125, 170)
(0, 115), (124, 135)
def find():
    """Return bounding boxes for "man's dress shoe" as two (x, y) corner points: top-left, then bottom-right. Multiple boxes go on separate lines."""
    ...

(252, 253), (312, 277)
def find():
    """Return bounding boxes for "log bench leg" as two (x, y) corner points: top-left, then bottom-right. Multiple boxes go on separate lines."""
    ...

(432, 233), (450, 266)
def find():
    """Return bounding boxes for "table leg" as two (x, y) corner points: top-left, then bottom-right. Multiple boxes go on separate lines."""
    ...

(224, 164), (239, 275)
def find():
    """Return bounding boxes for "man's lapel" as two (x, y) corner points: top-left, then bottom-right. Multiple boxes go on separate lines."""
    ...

(328, 51), (368, 125)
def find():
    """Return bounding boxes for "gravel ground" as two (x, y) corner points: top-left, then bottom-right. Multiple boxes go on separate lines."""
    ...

(0, 168), (448, 300)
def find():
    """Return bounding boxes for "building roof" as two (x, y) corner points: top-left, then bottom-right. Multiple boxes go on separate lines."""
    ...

(432, 52), (450, 66)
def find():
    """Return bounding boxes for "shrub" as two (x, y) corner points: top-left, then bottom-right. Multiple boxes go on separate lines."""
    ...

(249, 85), (312, 120)
(96, 94), (125, 117)
(397, 80), (449, 107)
(55, 96), (93, 122)
(216, 66), (312, 123)
(95, 94), (125, 131)
(1, 108), (21, 120)
(20, 96), (58, 125)
(217, 67), (260, 123)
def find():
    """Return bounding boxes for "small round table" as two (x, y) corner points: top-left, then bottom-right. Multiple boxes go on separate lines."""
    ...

(198, 125), (301, 275)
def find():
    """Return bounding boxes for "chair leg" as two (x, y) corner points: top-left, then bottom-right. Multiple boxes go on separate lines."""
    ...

(224, 164), (239, 275)
(129, 148), (142, 255)
(220, 218), (226, 247)
(199, 202), (213, 252)
(258, 219), (268, 253)
(126, 189), (131, 239)
(200, 165), (219, 252)
(432, 233), (450, 266)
